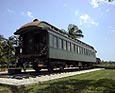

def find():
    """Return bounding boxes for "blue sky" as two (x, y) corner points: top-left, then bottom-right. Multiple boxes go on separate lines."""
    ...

(0, 0), (115, 61)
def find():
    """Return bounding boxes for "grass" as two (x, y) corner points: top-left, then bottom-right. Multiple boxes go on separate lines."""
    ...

(0, 69), (115, 93)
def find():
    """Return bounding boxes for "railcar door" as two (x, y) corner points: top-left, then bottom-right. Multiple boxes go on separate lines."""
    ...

(22, 32), (34, 54)
(33, 30), (47, 56)
(22, 30), (47, 56)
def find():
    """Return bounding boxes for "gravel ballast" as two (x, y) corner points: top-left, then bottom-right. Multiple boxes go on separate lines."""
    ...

(0, 68), (102, 86)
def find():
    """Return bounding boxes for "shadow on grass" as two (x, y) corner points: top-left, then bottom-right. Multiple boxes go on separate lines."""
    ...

(24, 78), (115, 93)
(0, 78), (115, 93)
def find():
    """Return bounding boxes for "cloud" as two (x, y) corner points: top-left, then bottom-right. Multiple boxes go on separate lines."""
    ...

(74, 10), (79, 16)
(89, 0), (99, 8)
(89, 0), (115, 8)
(79, 14), (98, 26)
(27, 11), (34, 18)
(21, 11), (34, 18)
(106, 9), (110, 12)
(63, 3), (67, 7)
(108, 26), (115, 32)
(7, 9), (14, 13)
(80, 14), (89, 24)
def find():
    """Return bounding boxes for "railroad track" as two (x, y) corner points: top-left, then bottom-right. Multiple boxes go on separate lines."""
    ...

(0, 68), (102, 86)
(0, 67), (79, 79)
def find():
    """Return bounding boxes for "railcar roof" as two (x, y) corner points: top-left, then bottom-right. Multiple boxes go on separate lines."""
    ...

(14, 19), (60, 35)
(14, 19), (96, 51)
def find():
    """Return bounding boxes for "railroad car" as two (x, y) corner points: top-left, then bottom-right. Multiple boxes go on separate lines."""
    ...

(14, 19), (97, 72)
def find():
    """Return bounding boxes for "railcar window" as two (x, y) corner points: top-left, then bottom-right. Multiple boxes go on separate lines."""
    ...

(89, 50), (90, 56)
(94, 52), (96, 57)
(82, 48), (83, 54)
(74, 45), (77, 53)
(73, 44), (75, 52)
(80, 47), (82, 54)
(80, 47), (83, 55)
(75, 45), (78, 53)
(86, 49), (88, 55)
(89, 50), (91, 56)
(85, 49), (86, 55)
(91, 52), (93, 57)
(63, 40), (67, 50)
(88, 50), (90, 56)
(78, 46), (81, 54)
(87, 50), (89, 56)
(78, 46), (80, 54)
(49, 34), (53, 47)
(59, 38), (63, 49)
(92, 52), (95, 57)
(81, 47), (83, 54)
(71, 43), (74, 52)
(84, 48), (86, 55)
(83, 48), (85, 55)
(85, 49), (87, 55)
(67, 42), (71, 51)
(53, 36), (58, 48)
(93, 52), (95, 57)
(76, 45), (78, 53)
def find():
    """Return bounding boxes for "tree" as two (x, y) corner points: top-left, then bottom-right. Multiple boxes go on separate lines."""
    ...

(0, 35), (17, 71)
(0, 35), (8, 71)
(7, 35), (18, 67)
(96, 57), (101, 64)
(68, 24), (84, 39)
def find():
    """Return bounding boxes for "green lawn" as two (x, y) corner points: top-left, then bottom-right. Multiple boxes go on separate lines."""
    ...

(0, 69), (115, 93)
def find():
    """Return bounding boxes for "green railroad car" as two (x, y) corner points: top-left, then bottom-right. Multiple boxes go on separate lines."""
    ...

(14, 19), (97, 72)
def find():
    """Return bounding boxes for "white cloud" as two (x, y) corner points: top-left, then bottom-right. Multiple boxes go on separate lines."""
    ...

(74, 10), (79, 16)
(63, 3), (67, 7)
(106, 9), (110, 12)
(89, 0), (99, 8)
(80, 14), (89, 24)
(108, 26), (115, 32)
(89, 0), (115, 8)
(21, 11), (34, 18)
(7, 9), (14, 13)
(27, 11), (34, 18)
(79, 14), (98, 26)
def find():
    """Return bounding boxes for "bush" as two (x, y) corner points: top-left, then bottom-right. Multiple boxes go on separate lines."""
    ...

(95, 64), (115, 69)
(105, 66), (115, 69)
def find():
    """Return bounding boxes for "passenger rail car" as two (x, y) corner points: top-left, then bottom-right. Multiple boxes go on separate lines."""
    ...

(14, 19), (97, 72)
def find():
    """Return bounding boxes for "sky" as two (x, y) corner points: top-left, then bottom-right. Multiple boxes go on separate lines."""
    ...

(0, 0), (115, 61)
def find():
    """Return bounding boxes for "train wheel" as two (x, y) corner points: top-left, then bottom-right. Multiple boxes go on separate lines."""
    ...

(32, 63), (41, 72)
(16, 58), (26, 71)
(33, 67), (41, 72)
(59, 65), (64, 72)
(48, 67), (54, 73)
(79, 66), (82, 70)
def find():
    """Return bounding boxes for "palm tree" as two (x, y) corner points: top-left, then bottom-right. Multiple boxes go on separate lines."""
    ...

(68, 24), (84, 39)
